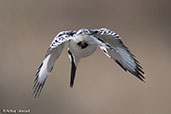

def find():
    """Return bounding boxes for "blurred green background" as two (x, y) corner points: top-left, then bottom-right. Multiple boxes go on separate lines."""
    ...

(0, 0), (171, 114)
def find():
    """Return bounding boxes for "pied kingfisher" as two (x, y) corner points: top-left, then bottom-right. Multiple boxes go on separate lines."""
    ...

(33, 28), (145, 98)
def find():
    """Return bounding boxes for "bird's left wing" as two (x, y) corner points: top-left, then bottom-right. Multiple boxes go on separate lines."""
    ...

(33, 30), (76, 98)
(91, 28), (145, 82)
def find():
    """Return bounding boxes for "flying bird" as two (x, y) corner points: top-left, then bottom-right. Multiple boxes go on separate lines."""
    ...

(33, 28), (145, 98)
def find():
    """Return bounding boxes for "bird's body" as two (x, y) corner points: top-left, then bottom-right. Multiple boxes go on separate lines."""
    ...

(33, 28), (145, 98)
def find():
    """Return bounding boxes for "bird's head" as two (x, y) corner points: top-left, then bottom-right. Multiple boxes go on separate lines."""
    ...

(75, 29), (92, 35)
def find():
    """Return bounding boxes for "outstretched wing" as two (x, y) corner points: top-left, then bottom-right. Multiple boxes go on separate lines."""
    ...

(33, 30), (76, 98)
(92, 28), (145, 81)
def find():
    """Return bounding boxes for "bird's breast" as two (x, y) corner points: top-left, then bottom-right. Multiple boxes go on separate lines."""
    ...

(77, 41), (89, 49)
(69, 35), (97, 58)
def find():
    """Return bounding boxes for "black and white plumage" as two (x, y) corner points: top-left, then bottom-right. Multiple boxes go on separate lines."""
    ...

(33, 28), (145, 98)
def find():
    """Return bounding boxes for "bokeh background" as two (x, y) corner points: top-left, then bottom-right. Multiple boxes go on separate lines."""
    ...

(0, 0), (171, 114)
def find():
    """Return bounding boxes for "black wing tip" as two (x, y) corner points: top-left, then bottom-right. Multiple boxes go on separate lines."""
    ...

(33, 63), (45, 98)
(129, 65), (145, 82)
(134, 58), (145, 82)
(135, 71), (145, 82)
(128, 51), (145, 82)
(32, 80), (45, 98)
(115, 58), (145, 82)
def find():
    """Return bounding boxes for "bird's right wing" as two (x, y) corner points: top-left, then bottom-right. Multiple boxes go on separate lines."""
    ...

(33, 30), (76, 98)
(91, 28), (145, 82)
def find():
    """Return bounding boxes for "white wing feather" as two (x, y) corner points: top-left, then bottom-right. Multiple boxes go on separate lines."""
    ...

(33, 31), (75, 98)
(92, 28), (145, 81)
